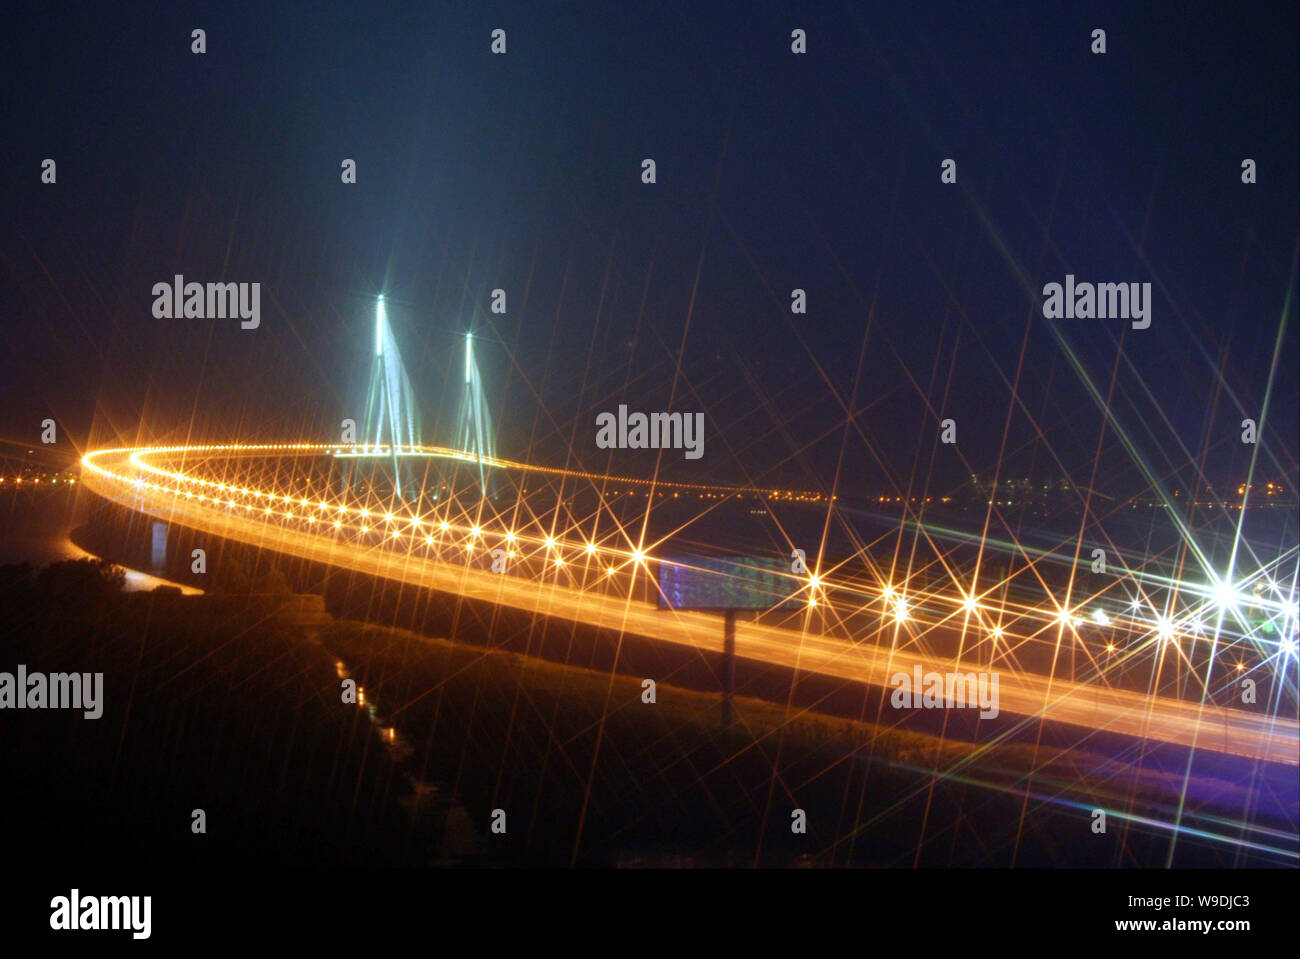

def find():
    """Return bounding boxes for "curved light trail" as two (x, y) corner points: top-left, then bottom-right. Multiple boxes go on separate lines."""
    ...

(79, 442), (1298, 768)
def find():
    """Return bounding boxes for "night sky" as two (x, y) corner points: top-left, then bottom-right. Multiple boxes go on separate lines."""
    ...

(3, 1), (1296, 496)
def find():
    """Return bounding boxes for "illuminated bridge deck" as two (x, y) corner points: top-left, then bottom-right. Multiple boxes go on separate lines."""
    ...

(80, 443), (1300, 767)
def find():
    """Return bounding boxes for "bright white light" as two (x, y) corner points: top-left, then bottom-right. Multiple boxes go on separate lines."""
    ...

(1212, 579), (1240, 611)
(1156, 617), (1174, 641)
(1091, 608), (1111, 626)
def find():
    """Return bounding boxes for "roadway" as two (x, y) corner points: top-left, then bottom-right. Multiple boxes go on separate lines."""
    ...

(80, 445), (1300, 766)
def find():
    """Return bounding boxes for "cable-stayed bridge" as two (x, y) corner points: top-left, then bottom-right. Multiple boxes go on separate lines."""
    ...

(348, 295), (495, 499)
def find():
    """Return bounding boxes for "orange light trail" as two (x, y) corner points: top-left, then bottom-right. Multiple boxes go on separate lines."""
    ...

(79, 443), (1298, 765)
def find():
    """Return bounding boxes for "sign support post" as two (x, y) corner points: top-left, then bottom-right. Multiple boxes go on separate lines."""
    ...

(722, 609), (736, 729)
(654, 555), (803, 733)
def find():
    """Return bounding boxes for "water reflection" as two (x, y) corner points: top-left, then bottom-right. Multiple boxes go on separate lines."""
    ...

(332, 654), (483, 864)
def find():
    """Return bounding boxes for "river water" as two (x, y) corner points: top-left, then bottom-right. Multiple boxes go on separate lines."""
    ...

(0, 484), (200, 592)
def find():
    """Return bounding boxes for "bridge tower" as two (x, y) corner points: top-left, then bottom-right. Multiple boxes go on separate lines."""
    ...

(457, 331), (495, 497)
(354, 295), (421, 498)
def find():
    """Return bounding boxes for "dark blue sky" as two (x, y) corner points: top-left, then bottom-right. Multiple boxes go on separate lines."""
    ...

(2, 1), (1296, 496)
